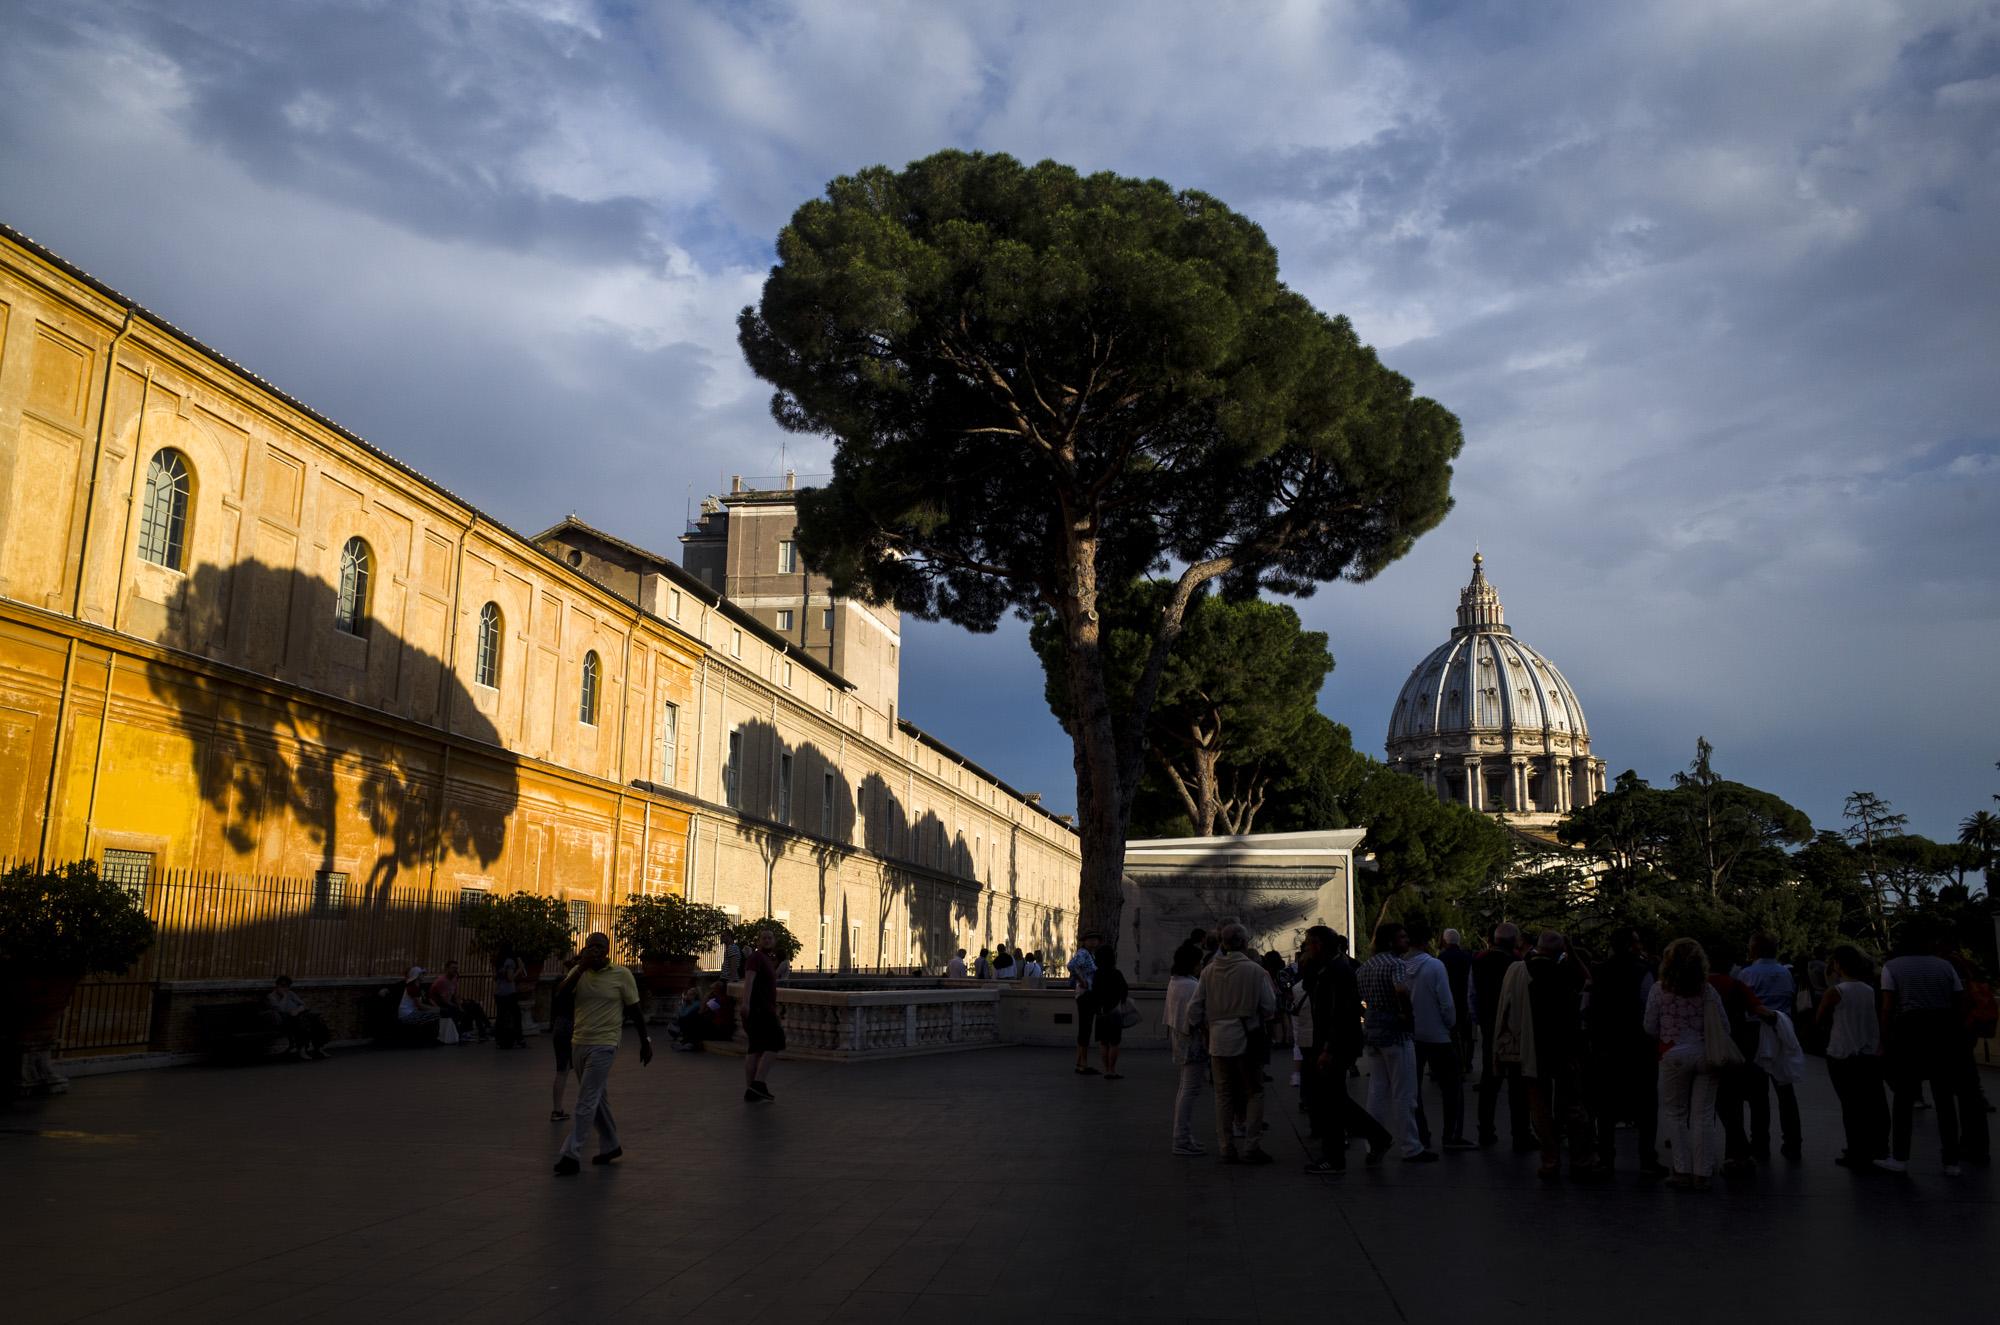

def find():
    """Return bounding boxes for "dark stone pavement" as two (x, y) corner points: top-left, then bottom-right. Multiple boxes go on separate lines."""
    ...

(2, 1042), (1993, 1324)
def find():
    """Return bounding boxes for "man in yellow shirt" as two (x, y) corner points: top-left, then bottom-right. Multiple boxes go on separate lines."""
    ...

(554, 932), (652, 1175)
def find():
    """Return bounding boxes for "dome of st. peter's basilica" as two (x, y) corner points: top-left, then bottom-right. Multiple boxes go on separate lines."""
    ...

(1385, 554), (1607, 827)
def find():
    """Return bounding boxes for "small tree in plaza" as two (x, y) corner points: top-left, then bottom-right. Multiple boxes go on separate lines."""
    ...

(0, 859), (156, 981)
(742, 151), (1462, 936)
(1, 859), (156, 1096)
(464, 893), (576, 973)
(613, 893), (731, 963)
(727, 915), (804, 964)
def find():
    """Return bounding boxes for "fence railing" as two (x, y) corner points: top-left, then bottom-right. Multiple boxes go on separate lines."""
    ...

(2, 859), (1020, 1055)
(90, 868), (614, 984)
(0, 859), (620, 1055)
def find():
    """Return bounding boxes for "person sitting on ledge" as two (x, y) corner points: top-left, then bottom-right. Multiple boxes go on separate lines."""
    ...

(399, 967), (442, 1028)
(267, 975), (331, 1060)
(668, 985), (704, 1049)
(428, 960), (492, 1042)
(703, 979), (737, 1043)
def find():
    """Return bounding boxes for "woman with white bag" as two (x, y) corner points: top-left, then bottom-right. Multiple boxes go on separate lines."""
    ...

(1643, 939), (1741, 1191)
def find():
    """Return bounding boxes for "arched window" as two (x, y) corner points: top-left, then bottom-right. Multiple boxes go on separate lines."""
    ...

(475, 602), (502, 687)
(137, 449), (191, 569)
(578, 650), (600, 725)
(334, 537), (371, 636)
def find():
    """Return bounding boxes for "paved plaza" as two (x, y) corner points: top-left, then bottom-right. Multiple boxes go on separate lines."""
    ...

(4, 1043), (1994, 1323)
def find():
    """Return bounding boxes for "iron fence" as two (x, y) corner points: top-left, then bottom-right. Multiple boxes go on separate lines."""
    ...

(1, 858), (619, 1055)
(56, 980), (157, 1055)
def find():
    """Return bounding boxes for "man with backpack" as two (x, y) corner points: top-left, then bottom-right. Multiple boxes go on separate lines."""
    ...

(1187, 923), (1277, 1165)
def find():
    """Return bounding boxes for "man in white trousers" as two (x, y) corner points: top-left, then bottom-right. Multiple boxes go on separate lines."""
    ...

(1356, 921), (1438, 1164)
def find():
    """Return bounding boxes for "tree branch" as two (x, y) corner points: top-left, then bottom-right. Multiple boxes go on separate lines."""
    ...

(1113, 555), (1237, 819)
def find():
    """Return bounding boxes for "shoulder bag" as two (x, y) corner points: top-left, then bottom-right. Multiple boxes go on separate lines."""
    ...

(1702, 989), (1743, 1070)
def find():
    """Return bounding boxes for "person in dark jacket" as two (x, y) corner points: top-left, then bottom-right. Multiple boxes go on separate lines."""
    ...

(1706, 950), (1767, 1174)
(1299, 925), (1393, 1175)
(1440, 928), (1475, 1075)
(1588, 928), (1666, 1176)
(1092, 949), (1131, 1080)
(1472, 924), (1533, 1150)
(1524, 932), (1596, 1179)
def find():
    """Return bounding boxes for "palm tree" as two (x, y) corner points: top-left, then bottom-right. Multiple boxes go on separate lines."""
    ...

(1961, 809), (1999, 898)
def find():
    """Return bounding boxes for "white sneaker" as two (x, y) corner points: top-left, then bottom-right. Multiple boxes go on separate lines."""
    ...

(1172, 1142), (1207, 1156)
(1943, 1164), (1964, 1177)
(1873, 1158), (1908, 1173)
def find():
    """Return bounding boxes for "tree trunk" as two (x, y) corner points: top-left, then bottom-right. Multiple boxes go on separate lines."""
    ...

(1057, 542), (1233, 946)
(1058, 537), (1131, 944)
(1190, 745), (1220, 837)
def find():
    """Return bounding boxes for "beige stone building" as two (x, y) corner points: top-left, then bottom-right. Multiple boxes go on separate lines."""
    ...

(0, 222), (1078, 969)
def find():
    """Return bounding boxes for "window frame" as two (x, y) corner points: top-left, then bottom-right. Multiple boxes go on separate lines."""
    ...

(311, 869), (349, 918)
(778, 540), (797, 573)
(334, 536), (371, 637)
(723, 728), (743, 808)
(775, 608), (794, 632)
(100, 848), (154, 900)
(578, 649), (601, 725)
(656, 701), (679, 785)
(136, 449), (192, 571)
(475, 602), (503, 687)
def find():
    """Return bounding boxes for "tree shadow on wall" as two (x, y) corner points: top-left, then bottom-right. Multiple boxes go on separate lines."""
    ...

(717, 720), (1048, 974)
(721, 718), (855, 969)
(143, 560), (520, 902)
(857, 771), (983, 973)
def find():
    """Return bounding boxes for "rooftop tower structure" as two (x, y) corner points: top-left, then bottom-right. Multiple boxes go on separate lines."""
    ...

(680, 474), (901, 728)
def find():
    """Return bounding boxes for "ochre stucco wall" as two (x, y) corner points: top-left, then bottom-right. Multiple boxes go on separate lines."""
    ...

(0, 228), (1078, 965)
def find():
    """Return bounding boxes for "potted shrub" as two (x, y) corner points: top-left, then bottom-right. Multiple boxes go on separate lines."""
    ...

(0, 859), (156, 1097)
(613, 893), (730, 994)
(728, 916), (805, 969)
(465, 892), (577, 983)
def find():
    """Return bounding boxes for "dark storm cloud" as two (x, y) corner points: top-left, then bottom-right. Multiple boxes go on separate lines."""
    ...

(1, 0), (1994, 838)
(34, 0), (674, 266)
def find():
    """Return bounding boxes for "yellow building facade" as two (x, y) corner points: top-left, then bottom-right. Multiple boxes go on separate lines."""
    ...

(0, 225), (1079, 968)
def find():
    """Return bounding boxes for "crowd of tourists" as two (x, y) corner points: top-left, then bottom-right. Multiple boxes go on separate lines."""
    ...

(945, 946), (1047, 979)
(1125, 916), (1993, 1183)
(261, 912), (1990, 1186)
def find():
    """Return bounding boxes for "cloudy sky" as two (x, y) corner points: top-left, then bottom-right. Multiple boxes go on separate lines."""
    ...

(4, 0), (1995, 841)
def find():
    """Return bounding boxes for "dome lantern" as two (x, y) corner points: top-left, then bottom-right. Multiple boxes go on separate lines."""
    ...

(1455, 552), (1507, 635)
